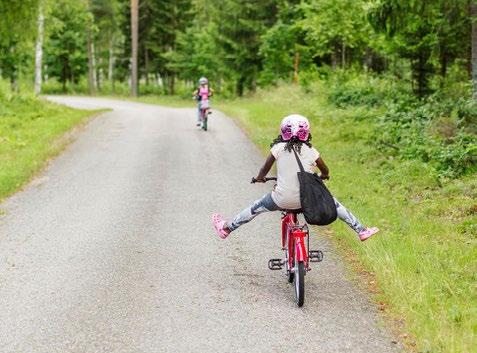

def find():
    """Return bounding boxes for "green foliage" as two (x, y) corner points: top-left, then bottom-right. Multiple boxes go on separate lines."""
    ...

(368, 0), (471, 96)
(0, 0), (39, 87)
(376, 95), (477, 179)
(166, 22), (227, 85)
(259, 1), (311, 85)
(299, 0), (371, 62)
(327, 71), (411, 108)
(211, 0), (279, 95)
(0, 0), (39, 46)
(43, 0), (90, 91)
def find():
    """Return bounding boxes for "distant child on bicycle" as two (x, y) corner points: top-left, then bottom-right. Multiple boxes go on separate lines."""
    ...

(212, 114), (379, 241)
(193, 77), (213, 126)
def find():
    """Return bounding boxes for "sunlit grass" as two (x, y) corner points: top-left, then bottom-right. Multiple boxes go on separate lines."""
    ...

(216, 84), (476, 353)
(0, 92), (97, 200)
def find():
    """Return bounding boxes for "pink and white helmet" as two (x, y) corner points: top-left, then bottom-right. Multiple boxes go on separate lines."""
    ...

(280, 114), (310, 141)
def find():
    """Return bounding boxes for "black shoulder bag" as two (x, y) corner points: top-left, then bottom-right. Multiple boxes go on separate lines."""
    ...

(293, 148), (337, 225)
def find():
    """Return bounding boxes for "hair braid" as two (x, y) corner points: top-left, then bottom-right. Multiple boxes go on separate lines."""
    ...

(270, 133), (313, 153)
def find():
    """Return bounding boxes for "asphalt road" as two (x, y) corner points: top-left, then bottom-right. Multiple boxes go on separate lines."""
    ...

(0, 96), (401, 353)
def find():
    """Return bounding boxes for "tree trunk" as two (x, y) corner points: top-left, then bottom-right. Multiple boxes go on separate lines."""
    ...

(10, 76), (18, 93)
(87, 34), (96, 95)
(331, 43), (338, 70)
(236, 77), (245, 96)
(34, 1), (44, 95)
(144, 47), (149, 86)
(293, 51), (300, 83)
(96, 56), (102, 91)
(130, 0), (139, 97)
(472, 2), (477, 100)
(168, 74), (175, 95)
(86, 0), (96, 95)
(440, 49), (448, 88)
(364, 47), (372, 71)
(341, 42), (346, 69)
(62, 61), (67, 93)
(108, 37), (115, 90)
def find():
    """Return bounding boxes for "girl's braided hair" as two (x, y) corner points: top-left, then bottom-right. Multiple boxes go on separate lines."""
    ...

(270, 133), (313, 154)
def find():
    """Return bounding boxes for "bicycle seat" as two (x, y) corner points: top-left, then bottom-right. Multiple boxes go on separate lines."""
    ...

(283, 209), (302, 214)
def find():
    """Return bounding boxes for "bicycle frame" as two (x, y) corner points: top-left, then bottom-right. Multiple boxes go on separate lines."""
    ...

(281, 213), (309, 271)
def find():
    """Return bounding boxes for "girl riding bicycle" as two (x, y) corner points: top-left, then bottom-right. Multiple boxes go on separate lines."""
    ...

(212, 114), (379, 241)
(193, 77), (213, 127)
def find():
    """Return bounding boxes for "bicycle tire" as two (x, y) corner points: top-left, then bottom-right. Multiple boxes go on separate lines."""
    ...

(203, 115), (208, 131)
(294, 260), (305, 307)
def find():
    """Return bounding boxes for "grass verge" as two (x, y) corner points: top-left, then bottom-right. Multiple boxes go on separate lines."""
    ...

(0, 94), (100, 201)
(215, 84), (476, 353)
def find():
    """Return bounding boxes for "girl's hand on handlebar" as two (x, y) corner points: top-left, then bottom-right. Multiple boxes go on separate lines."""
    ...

(251, 176), (266, 183)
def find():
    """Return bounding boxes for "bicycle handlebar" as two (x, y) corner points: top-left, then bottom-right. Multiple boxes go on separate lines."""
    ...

(251, 177), (277, 184)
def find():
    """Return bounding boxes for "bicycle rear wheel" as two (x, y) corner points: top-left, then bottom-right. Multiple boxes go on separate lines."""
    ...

(294, 260), (305, 307)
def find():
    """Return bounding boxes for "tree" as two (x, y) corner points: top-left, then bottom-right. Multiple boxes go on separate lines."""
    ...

(259, 1), (311, 84)
(299, 0), (371, 70)
(0, 0), (39, 91)
(86, 0), (97, 95)
(34, 0), (45, 94)
(90, 0), (122, 89)
(142, 0), (193, 94)
(472, 1), (477, 100)
(44, 0), (90, 92)
(130, 0), (138, 96)
(368, 0), (439, 96)
(212, 0), (279, 96)
(165, 0), (226, 87)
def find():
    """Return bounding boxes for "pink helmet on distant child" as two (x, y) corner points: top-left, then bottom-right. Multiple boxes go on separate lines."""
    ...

(280, 114), (310, 141)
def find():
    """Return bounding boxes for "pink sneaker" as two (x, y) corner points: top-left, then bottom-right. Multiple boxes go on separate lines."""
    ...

(359, 227), (379, 241)
(212, 213), (230, 239)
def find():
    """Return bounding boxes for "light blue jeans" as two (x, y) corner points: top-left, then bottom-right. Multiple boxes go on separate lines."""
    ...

(228, 193), (365, 233)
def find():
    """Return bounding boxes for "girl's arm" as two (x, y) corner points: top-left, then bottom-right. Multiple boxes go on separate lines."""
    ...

(255, 154), (275, 182)
(316, 157), (330, 180)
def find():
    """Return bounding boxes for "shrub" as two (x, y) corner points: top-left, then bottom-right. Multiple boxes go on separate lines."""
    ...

(375, 95), (477, 179)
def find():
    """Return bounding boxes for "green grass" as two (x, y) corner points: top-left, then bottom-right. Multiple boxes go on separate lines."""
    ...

(215, 84), (476, 353)
(0, 92), (98, 200)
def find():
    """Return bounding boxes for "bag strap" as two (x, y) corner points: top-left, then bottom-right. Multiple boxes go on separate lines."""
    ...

(292, 147), (306, 173)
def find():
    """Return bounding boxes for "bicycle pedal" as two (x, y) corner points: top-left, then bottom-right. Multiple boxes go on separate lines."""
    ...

(309, 250), (324, 262)
(268, 258), (283, 270)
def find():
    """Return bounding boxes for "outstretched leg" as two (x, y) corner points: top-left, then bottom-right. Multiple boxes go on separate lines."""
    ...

(212, 193), (280, 238)
(334, 198), (379, 241)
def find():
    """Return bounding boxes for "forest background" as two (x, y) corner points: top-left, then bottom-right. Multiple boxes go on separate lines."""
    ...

(0, 1), (476, 353)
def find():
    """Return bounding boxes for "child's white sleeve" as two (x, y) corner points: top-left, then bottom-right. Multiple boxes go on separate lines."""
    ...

(312, 147), (320, 160)
(270, 144), (281, 159)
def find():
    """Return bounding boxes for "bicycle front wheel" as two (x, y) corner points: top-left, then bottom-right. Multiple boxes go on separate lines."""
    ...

(294, 260), (305, 307)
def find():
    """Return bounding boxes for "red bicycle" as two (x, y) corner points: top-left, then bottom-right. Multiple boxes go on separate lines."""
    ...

(252, 176), (323, 307)
(199, 99), (211, 131)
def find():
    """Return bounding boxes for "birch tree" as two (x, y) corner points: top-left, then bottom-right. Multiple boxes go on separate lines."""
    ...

(34, 0), (45, 94)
